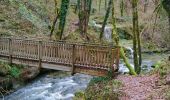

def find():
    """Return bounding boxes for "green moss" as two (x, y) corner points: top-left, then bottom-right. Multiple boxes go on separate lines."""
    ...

(74, 75), (123, 100)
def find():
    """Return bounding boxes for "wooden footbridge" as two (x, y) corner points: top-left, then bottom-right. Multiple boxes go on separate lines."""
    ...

(0, 37), (120, 76)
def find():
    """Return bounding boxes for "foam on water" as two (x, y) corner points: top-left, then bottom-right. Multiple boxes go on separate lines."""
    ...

(4, 74), (92, 100)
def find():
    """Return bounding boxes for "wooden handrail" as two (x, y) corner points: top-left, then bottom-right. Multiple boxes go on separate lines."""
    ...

(0, 37), (120, 76)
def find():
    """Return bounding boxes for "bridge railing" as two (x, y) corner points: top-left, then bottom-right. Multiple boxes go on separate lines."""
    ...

(0, 37), (120, 76)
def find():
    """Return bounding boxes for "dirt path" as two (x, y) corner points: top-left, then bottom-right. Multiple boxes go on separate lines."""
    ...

(116, 74), (168, 100)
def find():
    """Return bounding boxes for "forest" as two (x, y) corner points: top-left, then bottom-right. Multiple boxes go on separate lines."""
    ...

(0, 0), (170, 100)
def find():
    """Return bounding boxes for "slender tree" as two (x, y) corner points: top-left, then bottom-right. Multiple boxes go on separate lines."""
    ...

(57, 0), (70, 40)
(50, 0), (59, 39)
(105, 0), (107, 10)
(162, 0), (170, 33)
(100, 0), (112, 40)
(120, 0), (124, 16)
(132, 0), (141, 74)
(99, 0), (101, 12)
(78, 0), (92, 40)
(112, 0), (137, 75)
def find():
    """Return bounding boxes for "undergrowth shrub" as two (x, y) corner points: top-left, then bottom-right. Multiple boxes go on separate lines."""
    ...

(150, 61), (170, 77)
(9, 66), (21, 78)
(0, 61), (21, 78)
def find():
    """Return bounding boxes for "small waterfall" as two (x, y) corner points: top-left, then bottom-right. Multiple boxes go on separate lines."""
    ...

(91, 20), (112, 42)
(103, 26), (112, 42)
(125, 46), (134, 59)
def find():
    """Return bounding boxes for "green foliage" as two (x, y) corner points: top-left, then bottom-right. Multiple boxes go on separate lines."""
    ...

(0, 61), (21, 78)
(9, 66), (21, 78)
(150, 61), (170, 77)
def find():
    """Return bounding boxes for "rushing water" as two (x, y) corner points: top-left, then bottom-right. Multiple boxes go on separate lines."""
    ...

(104, 26), (112, 42)
(4, 74), (92, 100)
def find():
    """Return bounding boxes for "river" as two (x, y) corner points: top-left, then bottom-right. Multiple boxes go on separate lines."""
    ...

(3, 73), (92, 100)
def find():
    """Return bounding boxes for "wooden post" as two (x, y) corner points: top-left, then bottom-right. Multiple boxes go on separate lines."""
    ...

(115, 47), (120, 71)
(38, 41), (42, 69)
(109, 45), (114, 76)
(8, 38), (12, 65)
(71, 44), (76, 75)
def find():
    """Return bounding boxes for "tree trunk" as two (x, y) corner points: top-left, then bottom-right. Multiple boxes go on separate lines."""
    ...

(85, 0), (92, 34)
(162, 0), (170, 47)
(120, 0), (124, 17)
(50, 0), (59, 39)
(78, 0), (92, 40)
(50, 15), (59, 39)
(57, 0), (70, 40)
(99, 0), (101, 12)
(132, 0), (140, 74)
(169, 14), (170, 34)
(105, 0), (107, 10)
(100, 0), (112, 40)
(136, 1), (142, 67)
(112, 0), (137, 75)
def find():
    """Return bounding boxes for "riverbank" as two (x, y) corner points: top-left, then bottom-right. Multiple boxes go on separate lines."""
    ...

(0, 61), (40, 98)
(74, 60), (170, 100)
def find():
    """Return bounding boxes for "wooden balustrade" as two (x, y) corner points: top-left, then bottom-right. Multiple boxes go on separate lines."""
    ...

(0, 37), (120, 76)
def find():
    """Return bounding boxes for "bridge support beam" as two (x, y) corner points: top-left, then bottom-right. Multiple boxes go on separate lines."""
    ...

(38, 41), (42, 69)
(71, 44), (76, 75)
(8, 38), (12, 65)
